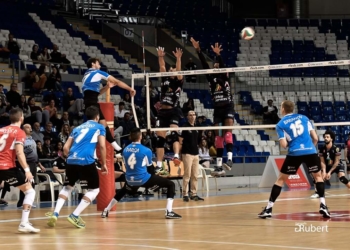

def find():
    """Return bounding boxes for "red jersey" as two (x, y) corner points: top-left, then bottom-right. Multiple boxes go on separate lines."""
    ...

(346, 139), (350, 156)
(0, 125), (26, 170)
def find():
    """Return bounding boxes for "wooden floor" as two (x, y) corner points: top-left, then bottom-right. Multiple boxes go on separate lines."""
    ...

(0, 187), (349, 250)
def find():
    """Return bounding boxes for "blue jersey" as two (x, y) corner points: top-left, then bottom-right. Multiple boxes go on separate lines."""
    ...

(123, 142), (152, 186)
(82, 68), (110, 93)
(276, 113), (317, 156)
(67, 120), (106, 165)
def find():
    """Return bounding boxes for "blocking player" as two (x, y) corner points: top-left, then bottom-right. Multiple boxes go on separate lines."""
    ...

(190, 37), (234, 175)
(310, 130), (350, 198)
(83, 57), (136, 152)
(101, 127), (181, 219)
(258, 101), (331, 219)
(155, 47), (183, 172)
(344, 133), (350, 179)
(47, 106), (108, 228)
(0, 108), (40, 233)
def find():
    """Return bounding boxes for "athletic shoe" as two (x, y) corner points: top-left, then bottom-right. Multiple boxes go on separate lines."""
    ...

(191, 196), (204, 201)
(67, 214), (85, 228)
(154, 166), (162, 174)
(183, 196), (189, 202)
(258, 207), (272, 219)
(211, 167), (226, 177)
(319, 204), (331, 218)
(310, 193), (319, 199)
(165, 210), (182, 219)
(0, 199), (8, 206)
(101, 209), (109, 218)
(222, 160), (233, 171)
(18, 222), (40, 233)
(46, 212), (58, 227)
(173, 157), (181, 166)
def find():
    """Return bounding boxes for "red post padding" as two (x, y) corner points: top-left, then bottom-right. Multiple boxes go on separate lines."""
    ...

(96, 102), (116, 211)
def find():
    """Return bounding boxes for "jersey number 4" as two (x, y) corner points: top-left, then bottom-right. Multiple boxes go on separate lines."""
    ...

(127, 153), (137, 170)
(289, 120), (304, 137)
(0, 134), (15, 152)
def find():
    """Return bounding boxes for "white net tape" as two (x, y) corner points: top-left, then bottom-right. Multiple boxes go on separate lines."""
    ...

(131, 59), (350, 132)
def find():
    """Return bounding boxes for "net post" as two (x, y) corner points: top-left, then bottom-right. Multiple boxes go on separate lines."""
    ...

(145, 73), (151, 130)
(131, 74), (140, 128)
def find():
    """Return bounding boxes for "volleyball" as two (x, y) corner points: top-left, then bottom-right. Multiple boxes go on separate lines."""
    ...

(241, 27), (255, 40)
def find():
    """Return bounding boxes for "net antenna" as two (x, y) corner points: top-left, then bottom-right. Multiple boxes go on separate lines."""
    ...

(132, 59), (350, 132)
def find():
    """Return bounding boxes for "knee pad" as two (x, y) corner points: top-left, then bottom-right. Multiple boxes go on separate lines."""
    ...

(23, 188), (36, 206)
(339, 176), (349, 185)
(59, 185), (73, 198)
(84, 188), (100, 202)
(170, 131), (179, 142)
(156, 136), (166, 148)
(224, 132), (233, 144)
(215, 136), (224, 149)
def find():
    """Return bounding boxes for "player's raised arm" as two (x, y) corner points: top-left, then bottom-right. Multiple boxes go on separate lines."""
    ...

(106, 75), (136, 97)
(172, 48), (183, 80)
(211, 42), (225, 68)
(190, 37), (210, 69)
(157, 47), (166, 73)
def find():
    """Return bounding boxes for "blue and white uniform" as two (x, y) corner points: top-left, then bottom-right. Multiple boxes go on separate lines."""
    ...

(123, 142), (152, 186)
(67, 120), (106, 165)
(82, 69), (110, 94)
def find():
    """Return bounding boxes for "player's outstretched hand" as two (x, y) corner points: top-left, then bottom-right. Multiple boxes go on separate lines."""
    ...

(190, 37), (200, 50)
(101, 164), (108, 175)
(211, 42), (223, 55)
(156, 46), (165, 57)
(130, 89), (136, 97)
(25, 172), (34, 183)
(172, 48), (183, 58)
(108, 81), (114, 88)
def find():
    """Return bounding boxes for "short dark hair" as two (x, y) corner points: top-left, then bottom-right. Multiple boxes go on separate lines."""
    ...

(86, 57), (100, 68)
(130, 127), (141, 142)
(85, 106), (99, 120)
(323, 130), (335, 141)
(9, 108), (23, 123)
(119, 102), (125, 106)
(268, 99), (273, 103)
(282, 100), (294, 114)
(0, 84), (3, 87)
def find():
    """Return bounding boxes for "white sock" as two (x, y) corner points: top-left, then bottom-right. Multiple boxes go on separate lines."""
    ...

(227, 152), (233, 161)
(21, 210), (30, 224)
(111, 141), (122, 151)
(157, 161), (162, 168)
(266, 201), (274, 209)
(106, 198), (118, 211)
(166, 198), (174, 212)
(54, 197), (66, 215)
(320, 197), (326, 205)
(174, 153), (179, 159)
(216, 157), (222, 167)
(72, 199), (90, 217)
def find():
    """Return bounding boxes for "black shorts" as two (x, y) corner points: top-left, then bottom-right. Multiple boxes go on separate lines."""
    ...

(0, 167), (27, 187)
(326, 163), (345, 175)
(280, 154), (321, 175)
(64, 162), (99, 189)
(125, 175), (174, 194)
(156, 107), (183, 127)
(83, 90), (105, 120)
(213, 104), (235, 124)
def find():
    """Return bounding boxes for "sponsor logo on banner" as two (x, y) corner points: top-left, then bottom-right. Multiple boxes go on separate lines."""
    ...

(328, 60), (344, 65)
(275, 159), (310, 189)
(233, 67), (248, 72)
(212, 69), (227, 73)
(268, 65), (284, 69)
(307, 62), (324, 67)
(249, 66), (265, 70)
(288, 63), (303, 68)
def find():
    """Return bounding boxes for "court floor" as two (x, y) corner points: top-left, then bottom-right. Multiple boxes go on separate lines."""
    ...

(0, 184), (349, 250)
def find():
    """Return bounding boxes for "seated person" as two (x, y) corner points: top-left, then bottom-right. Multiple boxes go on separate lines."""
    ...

(263, 99), (280, 124)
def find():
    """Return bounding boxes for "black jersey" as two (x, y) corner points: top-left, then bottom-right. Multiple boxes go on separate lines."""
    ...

(197, 50), (233, 108)
(318, 144), (341, 167)
(160, 77), (183, 107)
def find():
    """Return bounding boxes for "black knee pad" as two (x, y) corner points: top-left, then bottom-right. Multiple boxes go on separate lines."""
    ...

(170, 131), (179, 142)
(156, 136), (166, 148)
(339, 176), (349, 185)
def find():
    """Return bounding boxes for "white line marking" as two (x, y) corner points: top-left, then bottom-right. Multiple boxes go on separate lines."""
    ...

(0, 237), (331, 250)
(0, 193), (348, 223)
